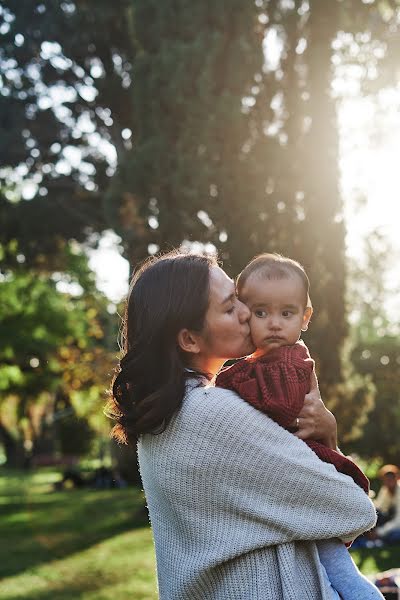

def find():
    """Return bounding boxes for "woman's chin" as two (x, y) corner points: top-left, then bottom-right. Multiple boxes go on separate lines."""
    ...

(239, 340), (256, 357)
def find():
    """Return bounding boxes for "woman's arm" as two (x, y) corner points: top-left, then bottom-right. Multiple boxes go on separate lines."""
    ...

(178, 386), (377, 547)
(294, 370), (338, 450)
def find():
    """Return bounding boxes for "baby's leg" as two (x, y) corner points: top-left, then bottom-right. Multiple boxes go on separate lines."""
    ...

(317, 539), (384, 600)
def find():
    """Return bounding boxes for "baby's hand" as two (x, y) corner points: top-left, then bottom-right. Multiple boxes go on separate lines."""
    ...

(292, 370), (338, 449)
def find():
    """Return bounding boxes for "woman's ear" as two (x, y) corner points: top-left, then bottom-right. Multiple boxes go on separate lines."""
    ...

(301, 306), (313, 332)
(177, 328), (201, 354)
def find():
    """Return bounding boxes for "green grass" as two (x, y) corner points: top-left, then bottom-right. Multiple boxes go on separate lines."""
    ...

(351, 546), (400, 577)
(0, 468), (157, 599)
(0, 468), (399, 599)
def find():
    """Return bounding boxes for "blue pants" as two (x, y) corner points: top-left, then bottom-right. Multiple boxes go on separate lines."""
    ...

(318, 538), (385, 599)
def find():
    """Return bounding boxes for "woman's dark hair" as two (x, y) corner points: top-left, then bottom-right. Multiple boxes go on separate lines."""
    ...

(105, 249), (216, 445)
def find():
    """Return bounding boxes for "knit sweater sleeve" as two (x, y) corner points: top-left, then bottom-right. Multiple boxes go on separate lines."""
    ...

(149, 385), (377, 552)
(216, 341), (314, 428)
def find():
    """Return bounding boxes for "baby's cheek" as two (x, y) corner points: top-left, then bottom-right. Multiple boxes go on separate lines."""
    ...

(249, 318), (262, 341)
(248, 314), (257, 330)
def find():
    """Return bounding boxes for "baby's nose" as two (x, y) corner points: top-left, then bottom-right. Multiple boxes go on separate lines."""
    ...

(268, 317), (282, 329)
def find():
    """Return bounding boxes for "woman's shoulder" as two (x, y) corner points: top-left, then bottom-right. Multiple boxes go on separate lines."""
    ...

(182, 380), (285, 435)
(139, 384), (260, 461)
(141, 378), (312, 464)
(185, 381), (253, 414)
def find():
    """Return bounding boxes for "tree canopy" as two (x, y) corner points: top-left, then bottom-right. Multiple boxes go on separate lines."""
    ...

(0, 239), (116, 466)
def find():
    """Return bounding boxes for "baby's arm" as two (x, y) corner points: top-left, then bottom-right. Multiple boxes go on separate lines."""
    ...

(216, 342), (314, 428)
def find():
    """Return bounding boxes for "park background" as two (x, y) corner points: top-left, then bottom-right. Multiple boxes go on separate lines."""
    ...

(1, 0), (400, 598)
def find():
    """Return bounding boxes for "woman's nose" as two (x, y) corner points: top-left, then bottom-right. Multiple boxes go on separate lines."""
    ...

(238, 300), (251, 323)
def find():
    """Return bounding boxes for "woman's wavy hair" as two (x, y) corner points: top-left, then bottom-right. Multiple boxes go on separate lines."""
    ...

(106, 249), (216, 445)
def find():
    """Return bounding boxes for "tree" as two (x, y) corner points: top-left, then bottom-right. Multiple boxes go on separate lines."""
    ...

(116, 0), (346, 389)
(348, 336), (400, 462)
(343, 232), (400, 460)
(0, 239), (116, 466)
(347, 249), (400, 460)
(0, 0), (133, 265)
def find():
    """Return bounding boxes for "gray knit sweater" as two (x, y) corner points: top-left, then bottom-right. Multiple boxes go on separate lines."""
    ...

(138, 380), (376, 599)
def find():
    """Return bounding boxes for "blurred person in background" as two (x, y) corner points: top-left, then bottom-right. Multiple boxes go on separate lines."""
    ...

(374, 464), (400, 544)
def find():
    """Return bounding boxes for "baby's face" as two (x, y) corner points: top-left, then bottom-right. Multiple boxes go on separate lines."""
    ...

(239, 274), (311, 357)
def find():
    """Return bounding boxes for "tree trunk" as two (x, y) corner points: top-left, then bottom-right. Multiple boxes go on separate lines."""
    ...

(301, 0), (347, 386)
(0, 421), (26, 468)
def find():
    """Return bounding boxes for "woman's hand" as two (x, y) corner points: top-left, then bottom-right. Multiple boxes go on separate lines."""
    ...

(292, 370), (338, 449)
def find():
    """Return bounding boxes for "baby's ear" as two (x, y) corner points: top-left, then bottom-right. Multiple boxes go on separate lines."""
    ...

(301, 307), (313, 332)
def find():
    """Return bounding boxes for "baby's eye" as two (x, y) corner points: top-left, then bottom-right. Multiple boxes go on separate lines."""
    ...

(282, 310), (293, 317)
(255, 309), (267, 318)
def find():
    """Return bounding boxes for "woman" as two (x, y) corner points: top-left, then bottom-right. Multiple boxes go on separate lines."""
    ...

(107, 250), (376, 600)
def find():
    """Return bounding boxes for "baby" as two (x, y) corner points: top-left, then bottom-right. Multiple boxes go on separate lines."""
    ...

(216, 253), (382, 600)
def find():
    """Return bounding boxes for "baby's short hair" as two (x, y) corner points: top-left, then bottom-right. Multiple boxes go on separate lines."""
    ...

(237, 253), (311, 308)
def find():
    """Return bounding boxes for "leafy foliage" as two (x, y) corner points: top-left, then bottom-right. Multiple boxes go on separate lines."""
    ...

(349, 337), (400, 462)
(0, 241), (116, 465)
(345, 233), (400, 460)
(0, 0), (132, 263)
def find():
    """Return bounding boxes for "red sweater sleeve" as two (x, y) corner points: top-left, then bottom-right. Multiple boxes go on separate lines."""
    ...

(216, 342), (314, 428)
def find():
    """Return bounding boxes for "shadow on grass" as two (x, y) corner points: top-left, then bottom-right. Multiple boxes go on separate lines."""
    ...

(4, 581), (107, 600)
(0, 479), (149, 579)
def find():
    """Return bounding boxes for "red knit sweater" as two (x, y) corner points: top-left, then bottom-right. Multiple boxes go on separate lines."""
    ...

(216, 341), (369, 494)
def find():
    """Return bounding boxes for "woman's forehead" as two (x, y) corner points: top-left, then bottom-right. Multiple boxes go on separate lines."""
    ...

(209, 266), (235, 303)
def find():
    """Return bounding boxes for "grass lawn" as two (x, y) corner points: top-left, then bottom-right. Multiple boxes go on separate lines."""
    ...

(0, 468), (157, 600)
(350, 545), (400, 578)
(0, 468), (399, 599)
